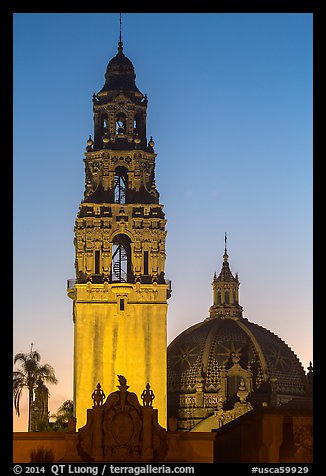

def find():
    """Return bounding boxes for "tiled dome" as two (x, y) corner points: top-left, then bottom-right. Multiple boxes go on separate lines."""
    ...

(167, 244), (311, 430)
(168, 317), (308, 398)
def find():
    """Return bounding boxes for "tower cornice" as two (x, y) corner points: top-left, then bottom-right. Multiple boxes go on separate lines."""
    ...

(84, 149), (157, 160)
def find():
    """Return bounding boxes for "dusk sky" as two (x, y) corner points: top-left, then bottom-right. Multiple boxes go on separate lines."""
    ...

(13, 12), (313, 431)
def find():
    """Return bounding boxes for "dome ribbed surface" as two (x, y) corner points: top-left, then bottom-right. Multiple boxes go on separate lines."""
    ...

(167, 317), (307, 397)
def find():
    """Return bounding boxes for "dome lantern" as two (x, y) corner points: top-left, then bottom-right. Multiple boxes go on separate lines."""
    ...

(209, 235), (243, 320)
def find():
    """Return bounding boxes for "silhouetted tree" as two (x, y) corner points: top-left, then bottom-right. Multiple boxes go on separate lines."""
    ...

(13, 344), (58, 431)
(50, 400), (74, 432)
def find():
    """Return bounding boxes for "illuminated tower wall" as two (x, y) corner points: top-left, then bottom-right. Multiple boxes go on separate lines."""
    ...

(67, 40), (170, 429)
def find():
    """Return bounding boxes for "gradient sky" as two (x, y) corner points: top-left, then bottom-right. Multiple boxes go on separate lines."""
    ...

(13, 12), (313, 431)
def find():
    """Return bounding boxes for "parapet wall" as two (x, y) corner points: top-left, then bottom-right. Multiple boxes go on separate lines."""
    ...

(13, 431), (216, 463)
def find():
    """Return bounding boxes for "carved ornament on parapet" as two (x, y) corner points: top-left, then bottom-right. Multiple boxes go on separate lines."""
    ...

(139, 288), (158, 300)
(86, 284), (109, 301)
(111, 155), (132, 166)
(140, 161), (152, 174)
(78, 375), (167, 462)
(93, 227), (102, 241)
(118, 221), (127, 233)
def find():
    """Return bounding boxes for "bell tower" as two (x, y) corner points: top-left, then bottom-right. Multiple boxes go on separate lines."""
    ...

(67, 36), (170, 429)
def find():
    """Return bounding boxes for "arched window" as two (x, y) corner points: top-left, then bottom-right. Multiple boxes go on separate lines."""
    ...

(116, 113), (127, 135)
(111, 234), (132, 283)
(225, 291), (230, 304)
(133, 113), (141, 133)
(114, 166), (128, 204)
(217, 291), (222, 305)
(102, 113), (109, 133)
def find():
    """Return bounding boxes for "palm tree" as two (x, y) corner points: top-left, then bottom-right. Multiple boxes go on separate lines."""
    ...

(50, 400), (74, 431)
(56, 399), (73, 420)
(36, 400), (74, 432)
(13, 344), (58, 431)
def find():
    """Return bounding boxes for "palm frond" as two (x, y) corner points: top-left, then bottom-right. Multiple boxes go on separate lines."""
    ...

(13, 386), (23, 416)
(38, 364), (58, 384)
(57, 400), (73, 416)
(30, 350), (41, 362)
(14, 353), (28, 365)
(13, 370), (25, 412)
(13, 370), (26, 381)
(13, 376), (25, 392)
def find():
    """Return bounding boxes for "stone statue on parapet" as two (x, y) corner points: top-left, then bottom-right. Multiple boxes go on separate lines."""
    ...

(92, 382), (105, 406)
(141, 383), (155, 407)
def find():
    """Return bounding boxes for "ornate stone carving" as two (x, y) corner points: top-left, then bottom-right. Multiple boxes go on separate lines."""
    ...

(78, 376), (167, 462)
(73, 202), (167, 285)
(190, 379), (253, 432)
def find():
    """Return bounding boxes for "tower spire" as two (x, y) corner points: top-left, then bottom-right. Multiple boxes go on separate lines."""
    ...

(118, 13), (123, 54)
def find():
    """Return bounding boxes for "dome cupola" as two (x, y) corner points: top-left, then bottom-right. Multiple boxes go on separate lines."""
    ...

(167, 239), (311, 431)
(99, 40), (140, 94)
(209, 234), (243, 320)
(90, 34), (150, 152)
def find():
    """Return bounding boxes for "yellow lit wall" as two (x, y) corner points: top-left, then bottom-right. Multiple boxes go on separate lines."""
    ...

(71, 282), (168, 429)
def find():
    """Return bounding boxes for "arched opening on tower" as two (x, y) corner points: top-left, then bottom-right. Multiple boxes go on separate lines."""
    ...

(217, 291), (222, 305)
(133, 113), (142, 134)
(114, 166), (128, 204)
(111, 234), (132, 283)
(116, 112), (127, 135)
(102, 113), (109, 133)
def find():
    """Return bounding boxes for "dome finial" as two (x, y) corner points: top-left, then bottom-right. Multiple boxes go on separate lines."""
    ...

(224, 232), (228, 261)
(118, 13), (123, 54)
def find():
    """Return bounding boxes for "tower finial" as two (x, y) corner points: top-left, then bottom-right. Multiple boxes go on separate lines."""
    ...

(118, 13), (123, 53)
(224, 232), (227, 252)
